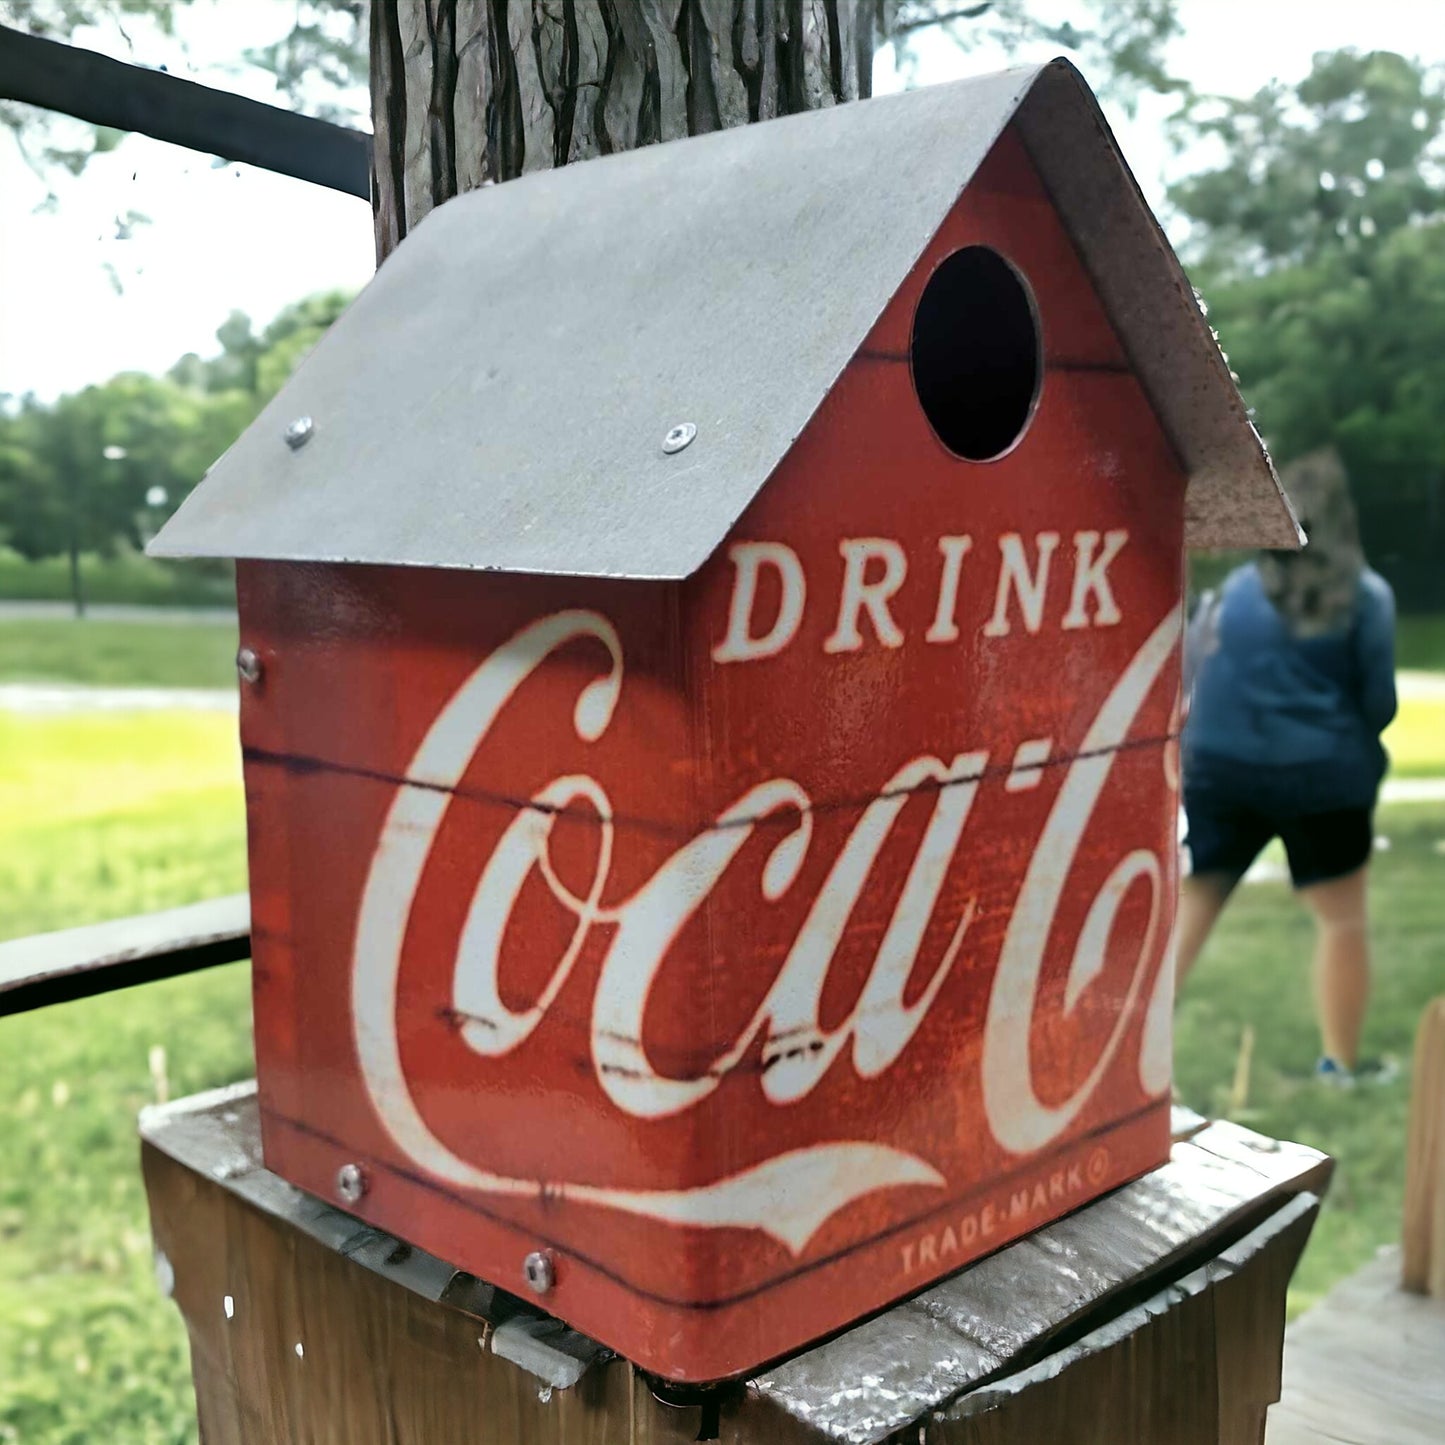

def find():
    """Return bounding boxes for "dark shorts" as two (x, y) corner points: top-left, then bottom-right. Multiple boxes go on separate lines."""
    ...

(1183, 791), (1373, 889)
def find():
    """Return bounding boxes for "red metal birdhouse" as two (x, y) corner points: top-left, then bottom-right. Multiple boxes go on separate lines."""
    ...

(150, 60), (1297, 1382)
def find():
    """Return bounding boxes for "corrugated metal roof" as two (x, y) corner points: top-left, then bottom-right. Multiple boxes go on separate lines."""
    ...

(150, 60), (1297, 577)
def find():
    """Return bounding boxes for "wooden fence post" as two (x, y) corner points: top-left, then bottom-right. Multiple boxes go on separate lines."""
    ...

(1402, 997), (1445, 1296)
(140, 1087), (1331, 1444)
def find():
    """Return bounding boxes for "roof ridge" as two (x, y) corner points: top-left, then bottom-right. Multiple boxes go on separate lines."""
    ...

(151, 60), (1293, 576)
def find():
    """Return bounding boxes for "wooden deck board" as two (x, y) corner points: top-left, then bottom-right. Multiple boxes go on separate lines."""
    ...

(1267, 1248), (1445, 1445)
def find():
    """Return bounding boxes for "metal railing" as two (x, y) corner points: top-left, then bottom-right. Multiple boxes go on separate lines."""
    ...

(0, 22), (369, 1012)
(0, 895), (250, 1015)
(0, 23), (369, 199)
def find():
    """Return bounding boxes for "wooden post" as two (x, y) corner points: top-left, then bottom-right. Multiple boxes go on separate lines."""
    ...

(367, 2), (878, 265)
(1403, 997), (1445, 1296)
(141, 1087), (1330, 1444)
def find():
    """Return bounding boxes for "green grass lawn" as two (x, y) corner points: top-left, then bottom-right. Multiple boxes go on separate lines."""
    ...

(1175, 797), (1445, 1315)
(1, 712), (248, 1444)
(0, 617), (238, 691)
(1396, 613), (1445, 672)
(0, 550), (233, 610)
(1385, 681), (1445, 779)
(0, 618), (1441, 1440)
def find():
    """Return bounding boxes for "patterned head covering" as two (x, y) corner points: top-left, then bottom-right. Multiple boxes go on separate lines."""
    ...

(1257, 447), (1365, 637)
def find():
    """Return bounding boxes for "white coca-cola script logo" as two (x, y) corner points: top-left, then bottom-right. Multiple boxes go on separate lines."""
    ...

(352, 606), (1180, 1254)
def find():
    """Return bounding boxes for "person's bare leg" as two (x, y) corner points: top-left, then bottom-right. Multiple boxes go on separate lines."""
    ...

(1298, 866), (1370, 1068)
(1175, 873), (1234, 987)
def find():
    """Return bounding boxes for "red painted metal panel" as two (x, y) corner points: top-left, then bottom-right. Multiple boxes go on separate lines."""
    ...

(238, 124), (1185, 1381)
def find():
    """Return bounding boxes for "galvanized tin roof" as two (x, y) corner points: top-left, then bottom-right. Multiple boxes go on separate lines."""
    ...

(150, 60), (1297, 576)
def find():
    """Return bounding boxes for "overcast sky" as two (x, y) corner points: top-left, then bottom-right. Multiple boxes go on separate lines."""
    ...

(0, 0), (1438, 400)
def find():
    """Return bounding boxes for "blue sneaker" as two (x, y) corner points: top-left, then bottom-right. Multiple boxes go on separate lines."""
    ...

(1315, 1055), (1399, 1088)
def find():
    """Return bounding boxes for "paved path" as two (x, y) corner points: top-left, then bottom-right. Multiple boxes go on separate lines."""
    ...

(1267, 1248), (1445, 1444)
(1399, 670), (1445, 701)
(0, 601), (234, 625)
(0, 683), (235, 714)
(1382, 777), (1445, 804)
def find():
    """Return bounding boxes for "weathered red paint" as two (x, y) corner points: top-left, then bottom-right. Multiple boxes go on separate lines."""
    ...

(238, 127), (1184, 1381)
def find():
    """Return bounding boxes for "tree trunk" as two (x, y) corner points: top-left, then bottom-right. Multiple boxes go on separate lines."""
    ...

(66, 481), (85, 618)
(67, 535), (85, 618)
(369, 0), (881, 264)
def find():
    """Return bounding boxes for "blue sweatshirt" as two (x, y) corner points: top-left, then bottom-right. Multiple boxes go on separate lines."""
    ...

(1183, 564), (1397, 810)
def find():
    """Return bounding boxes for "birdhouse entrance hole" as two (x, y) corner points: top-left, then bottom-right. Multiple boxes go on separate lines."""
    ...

(911, 245), (1041, 462)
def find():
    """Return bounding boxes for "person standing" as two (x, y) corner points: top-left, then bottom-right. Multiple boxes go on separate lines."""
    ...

(1176, 448), (1397, 1083)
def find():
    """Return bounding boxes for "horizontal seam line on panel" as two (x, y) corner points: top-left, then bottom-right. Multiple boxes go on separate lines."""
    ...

(241, 732), (1178, 838)
(851, 351), (1131, 373)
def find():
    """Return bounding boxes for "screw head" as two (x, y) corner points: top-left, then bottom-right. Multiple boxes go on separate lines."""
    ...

(661, 422), (696, 454)
(522, 1250), (554, 1295)
(335, 1163), (367, 1205)
(284, 415), (314, 450)
(235, 647), (262, 685)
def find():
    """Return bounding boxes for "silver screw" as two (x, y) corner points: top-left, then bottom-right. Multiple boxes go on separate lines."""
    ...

(662, 422), (696, 454)
(236, 647), (263, 685)
(284, 416), (314, 450)
(336, 1163), (367, 1205)
(522, 1250), (554, 1295)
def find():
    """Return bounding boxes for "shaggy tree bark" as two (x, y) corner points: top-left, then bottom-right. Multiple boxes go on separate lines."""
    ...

(369, 1), (882, 262)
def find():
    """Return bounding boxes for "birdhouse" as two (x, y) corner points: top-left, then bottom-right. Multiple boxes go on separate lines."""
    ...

(150, 60), (1296, 1382)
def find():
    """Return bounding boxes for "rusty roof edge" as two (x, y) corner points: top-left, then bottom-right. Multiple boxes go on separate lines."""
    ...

(1014, 60), (1302, 553)
(149, 63), (1296, 577)
(147, 66), (1044, 580)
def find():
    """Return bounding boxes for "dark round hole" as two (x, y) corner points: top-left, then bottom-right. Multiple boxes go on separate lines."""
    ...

(910, 245), (1041, 461)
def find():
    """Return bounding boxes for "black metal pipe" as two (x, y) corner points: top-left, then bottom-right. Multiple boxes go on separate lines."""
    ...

(0, 23), (371, 200)
(0, 894), (251, 1016)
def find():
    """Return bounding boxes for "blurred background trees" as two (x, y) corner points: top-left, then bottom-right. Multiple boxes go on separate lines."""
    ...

(0, 0), (1194, 612)
(1173, 49), (1445, 609)
(0, 6), (1440, 611)
(0, 292), (350, 611)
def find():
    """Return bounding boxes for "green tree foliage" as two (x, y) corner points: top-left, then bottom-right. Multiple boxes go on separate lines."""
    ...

(1172, 51), (1445, 608)
(0, 0), (368, 185)
(0, 0), (184, 176)
(893, 0), (1182, 107)
(241, 0), (367, 124)
(0, 379), (251, 555)
(1173, 50), (1445, 270)
(0, 292), (350, 604)
(166, 290), (351, 399)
